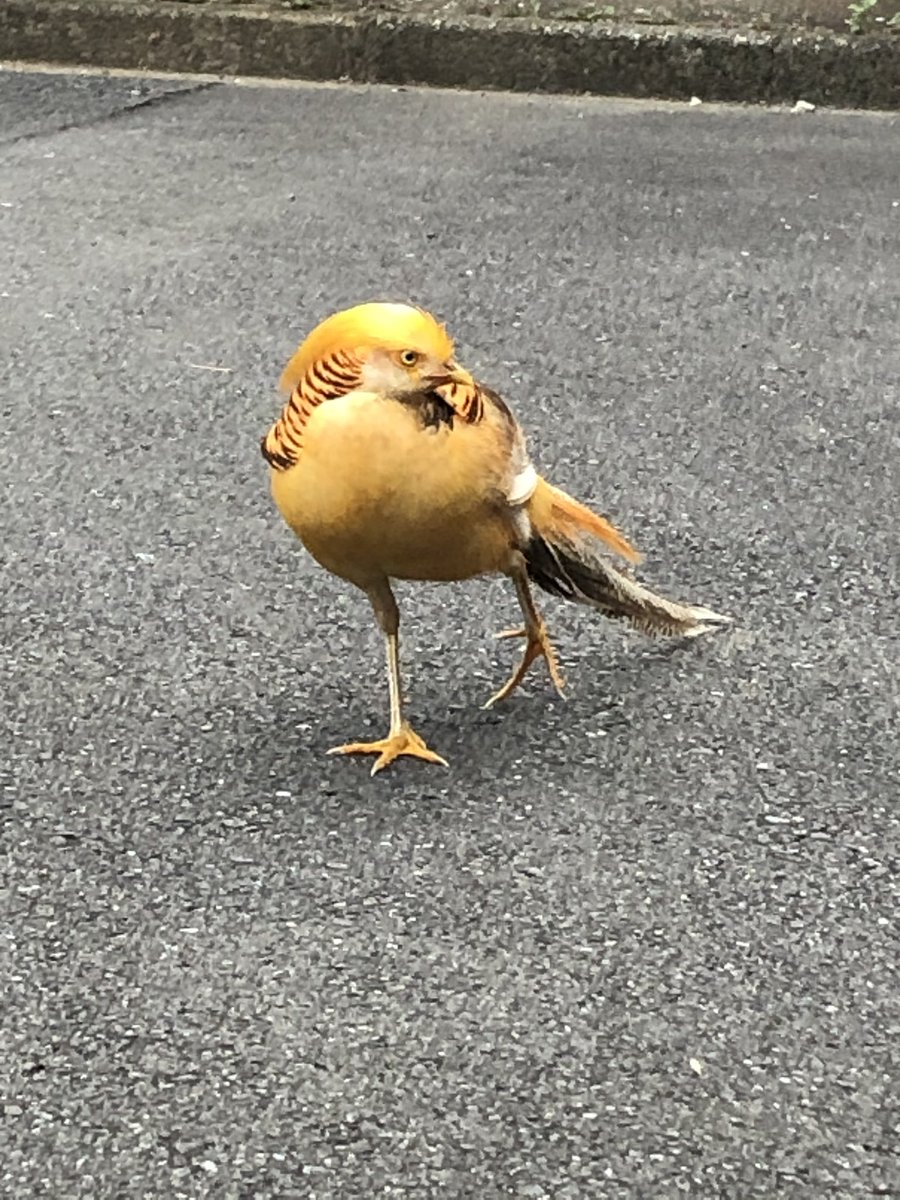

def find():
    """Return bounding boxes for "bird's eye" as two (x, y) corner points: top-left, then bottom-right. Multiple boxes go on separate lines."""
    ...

(399, 350), (419, 367)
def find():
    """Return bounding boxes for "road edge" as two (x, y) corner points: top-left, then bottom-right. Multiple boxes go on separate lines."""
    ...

(2, 0), (899, 110)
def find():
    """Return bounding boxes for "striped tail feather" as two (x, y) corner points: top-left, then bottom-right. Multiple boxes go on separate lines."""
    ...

(524, 525), (731, 638)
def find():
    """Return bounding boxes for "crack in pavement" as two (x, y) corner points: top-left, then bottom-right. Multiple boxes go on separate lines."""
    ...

(0, 76), (220, 147)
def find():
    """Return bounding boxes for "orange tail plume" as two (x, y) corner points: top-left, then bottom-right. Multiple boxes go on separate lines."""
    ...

(529, 478), (641, 565)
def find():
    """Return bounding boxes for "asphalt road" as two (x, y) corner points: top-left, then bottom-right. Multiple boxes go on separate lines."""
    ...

(2, 68), (898, 1198)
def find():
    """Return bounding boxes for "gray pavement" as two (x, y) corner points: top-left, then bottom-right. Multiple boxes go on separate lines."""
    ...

(2, 68), (899, 1198)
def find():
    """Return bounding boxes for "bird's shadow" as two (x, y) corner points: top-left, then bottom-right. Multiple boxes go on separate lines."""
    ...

(178, 628), (730, 827)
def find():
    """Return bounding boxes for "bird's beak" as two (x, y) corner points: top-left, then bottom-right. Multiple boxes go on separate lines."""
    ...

(424, 360), (474, 389)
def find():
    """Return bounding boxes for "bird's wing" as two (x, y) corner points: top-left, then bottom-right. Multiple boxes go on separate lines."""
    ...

(467, 383), (640, 564)
(461, 382), (539, 511)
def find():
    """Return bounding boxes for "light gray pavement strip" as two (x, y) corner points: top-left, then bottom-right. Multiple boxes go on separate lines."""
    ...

(2, 69), (899, 1198)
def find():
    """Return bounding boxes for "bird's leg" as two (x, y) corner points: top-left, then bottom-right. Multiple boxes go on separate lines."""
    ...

(327, 580), (447, 775)
(484, 561), (565, 708)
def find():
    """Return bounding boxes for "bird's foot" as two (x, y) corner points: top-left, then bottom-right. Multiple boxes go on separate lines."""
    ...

(327, 722), (448, 776)
(484, 622), (566, 708)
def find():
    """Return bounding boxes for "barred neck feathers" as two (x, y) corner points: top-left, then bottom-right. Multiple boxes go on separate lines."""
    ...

(260, 357), (488, 471)
(261, 348), (363, 470)
(440, 377), (483, 424)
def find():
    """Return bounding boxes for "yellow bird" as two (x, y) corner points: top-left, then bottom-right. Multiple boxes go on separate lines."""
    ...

(262, 302), (729, 774)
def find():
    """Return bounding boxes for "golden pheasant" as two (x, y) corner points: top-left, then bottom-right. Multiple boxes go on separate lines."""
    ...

(262, 302), (728, 773)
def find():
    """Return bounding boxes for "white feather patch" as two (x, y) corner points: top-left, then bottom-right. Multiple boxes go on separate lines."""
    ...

(507, 462), (538, 507)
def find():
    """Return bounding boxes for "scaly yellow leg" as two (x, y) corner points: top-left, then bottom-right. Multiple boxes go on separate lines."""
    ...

(484, 567), (565, 708)
(328, 584), (447, 775)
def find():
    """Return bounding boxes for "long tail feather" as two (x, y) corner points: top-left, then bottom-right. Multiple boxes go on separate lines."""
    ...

(526, 483), (730, 637)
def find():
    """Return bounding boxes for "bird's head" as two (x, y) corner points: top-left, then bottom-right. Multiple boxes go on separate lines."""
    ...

(279, 302), (474, 397)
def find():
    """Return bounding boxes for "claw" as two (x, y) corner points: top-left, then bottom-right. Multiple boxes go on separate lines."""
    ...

(484, 621), (566, 708)
(327, 722), (448, 775)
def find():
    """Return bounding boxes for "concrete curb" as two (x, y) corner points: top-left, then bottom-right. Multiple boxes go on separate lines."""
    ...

(2, 0), (899, 109)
